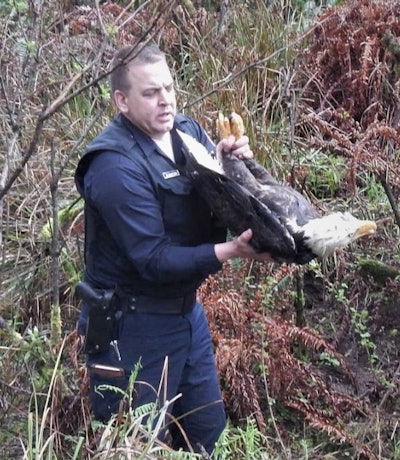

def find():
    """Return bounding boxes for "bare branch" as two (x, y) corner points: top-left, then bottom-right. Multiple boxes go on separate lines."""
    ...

(380, 178), (400, 229)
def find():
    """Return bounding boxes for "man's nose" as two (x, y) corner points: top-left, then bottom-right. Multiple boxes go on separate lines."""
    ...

(160, 88), (172, 105)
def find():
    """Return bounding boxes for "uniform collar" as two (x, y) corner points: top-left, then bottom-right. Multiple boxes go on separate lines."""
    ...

(119, 114), (156, 155)
(119, 113), (184, 165)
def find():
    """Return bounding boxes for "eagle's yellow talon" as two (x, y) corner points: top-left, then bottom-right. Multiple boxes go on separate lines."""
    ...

(229, 112), (245, 139)
(217, 111), (245, 140)
(217, 112), (231, 139)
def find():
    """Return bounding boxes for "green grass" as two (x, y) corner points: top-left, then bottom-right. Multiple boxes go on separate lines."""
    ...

(1, 0), (399, 458)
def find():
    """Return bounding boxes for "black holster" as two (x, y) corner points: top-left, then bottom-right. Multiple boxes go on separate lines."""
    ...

(75, 281), (119, 355)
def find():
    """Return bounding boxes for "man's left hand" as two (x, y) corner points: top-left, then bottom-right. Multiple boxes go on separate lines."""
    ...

(216, 135), (253, 162)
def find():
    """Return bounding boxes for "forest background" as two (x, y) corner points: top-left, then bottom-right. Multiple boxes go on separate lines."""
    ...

(1, 0), (400, 459)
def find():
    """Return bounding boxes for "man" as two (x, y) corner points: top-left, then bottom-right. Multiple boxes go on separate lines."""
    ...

(75, 43), (271, 455)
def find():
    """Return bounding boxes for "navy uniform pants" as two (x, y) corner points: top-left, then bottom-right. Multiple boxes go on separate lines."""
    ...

(86, 302), (226, 455)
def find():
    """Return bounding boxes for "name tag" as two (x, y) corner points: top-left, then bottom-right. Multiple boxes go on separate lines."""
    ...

(162, 169), (180, 179)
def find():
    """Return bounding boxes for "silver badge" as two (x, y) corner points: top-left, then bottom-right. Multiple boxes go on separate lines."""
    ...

(162, 170), (180, 179)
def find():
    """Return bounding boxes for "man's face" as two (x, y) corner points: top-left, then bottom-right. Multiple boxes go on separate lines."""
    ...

(114, 59), (177, 140)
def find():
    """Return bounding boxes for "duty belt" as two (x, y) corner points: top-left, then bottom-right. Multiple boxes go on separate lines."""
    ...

(117, 291), (196, 315)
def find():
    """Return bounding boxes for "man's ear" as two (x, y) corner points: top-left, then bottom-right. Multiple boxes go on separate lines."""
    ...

(113, 90), (128, 114)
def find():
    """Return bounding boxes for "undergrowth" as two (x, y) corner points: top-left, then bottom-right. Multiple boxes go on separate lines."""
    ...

(1, 0), (399, 459)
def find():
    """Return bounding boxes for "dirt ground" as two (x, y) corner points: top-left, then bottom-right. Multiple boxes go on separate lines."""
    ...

(303, 264), (400, 452)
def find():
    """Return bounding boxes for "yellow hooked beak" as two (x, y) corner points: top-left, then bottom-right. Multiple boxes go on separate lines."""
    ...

(353, 221), (377, 240)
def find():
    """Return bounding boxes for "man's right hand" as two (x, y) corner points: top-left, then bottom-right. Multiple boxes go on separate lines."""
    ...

(214, 228), (273, 263)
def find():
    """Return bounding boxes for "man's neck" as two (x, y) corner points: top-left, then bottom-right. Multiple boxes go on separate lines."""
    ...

(152, 131), (174, 161)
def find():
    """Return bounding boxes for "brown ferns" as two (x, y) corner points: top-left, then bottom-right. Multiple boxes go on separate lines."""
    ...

(199, 261), (369, 455)
(295, 0), (400, 196)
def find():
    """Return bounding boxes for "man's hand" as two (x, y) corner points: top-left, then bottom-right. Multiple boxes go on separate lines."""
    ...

(215, 111), (253, 161)
(215, 228), (273, 263)
(216, 135), (253, 162)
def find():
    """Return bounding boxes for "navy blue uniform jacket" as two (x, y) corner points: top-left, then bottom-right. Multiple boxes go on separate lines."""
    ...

(75, 113), (226, 300)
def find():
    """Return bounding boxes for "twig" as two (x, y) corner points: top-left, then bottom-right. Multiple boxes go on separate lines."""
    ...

(261, 363), (290, 459)
(181, 20), (326, 109)
(0, 116), (45, 200)
(0, 2), (176, 201)
(294, 266), (306, 328)
(380, 178), (400, 229)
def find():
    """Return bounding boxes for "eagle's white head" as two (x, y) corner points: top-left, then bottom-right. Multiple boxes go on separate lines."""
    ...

(301, 212), (377, 258)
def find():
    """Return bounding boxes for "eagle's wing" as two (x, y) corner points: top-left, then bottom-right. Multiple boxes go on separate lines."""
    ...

(255, 183), (320, 227)
(178, 141), (297, 261)
(223, 155), (320, 227)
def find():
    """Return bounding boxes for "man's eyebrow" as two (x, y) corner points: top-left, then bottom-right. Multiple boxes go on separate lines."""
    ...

(142, 84), (161, 91)
(144, 82), (173, 91)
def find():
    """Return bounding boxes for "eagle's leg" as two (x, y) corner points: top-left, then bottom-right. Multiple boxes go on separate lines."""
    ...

(243, 158), (281, 186)
(221, 154), (263, 195)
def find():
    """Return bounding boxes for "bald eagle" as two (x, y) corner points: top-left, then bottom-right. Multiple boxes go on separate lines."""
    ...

(177, 130), (377, 264)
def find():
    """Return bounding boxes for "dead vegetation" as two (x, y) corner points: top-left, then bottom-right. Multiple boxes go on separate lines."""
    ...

(199, 259), (392, 460)
(1, 0), (400, 458)
(294, 0), (400, 222)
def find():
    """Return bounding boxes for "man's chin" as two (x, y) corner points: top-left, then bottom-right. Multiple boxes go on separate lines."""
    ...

(158, 120), (174, 132)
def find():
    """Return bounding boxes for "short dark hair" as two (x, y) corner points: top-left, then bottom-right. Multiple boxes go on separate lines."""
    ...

(109, 43), (166, 94)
